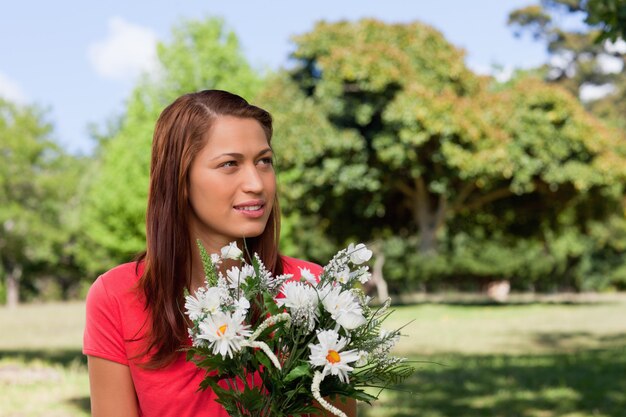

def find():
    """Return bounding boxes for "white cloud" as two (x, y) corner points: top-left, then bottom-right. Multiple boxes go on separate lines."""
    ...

(493, 66), (514, 83)
(604, 38), (626, 55)
(88, 17), (159, 81)
(0, 72), (27, 103)
(596, 53), (624, 74)
(579, 82), (616, 102)
(468, 63), (491, 75)
(548, 51), (577, 79)
(467, 63), (515, 83)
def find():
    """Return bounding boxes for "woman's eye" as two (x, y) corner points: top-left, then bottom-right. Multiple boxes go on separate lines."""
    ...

(221, 161), (237, 168)
(258, 157), (273, 166)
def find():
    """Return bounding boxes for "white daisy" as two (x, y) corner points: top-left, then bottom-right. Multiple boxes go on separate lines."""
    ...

(356, 350), (369, 366)
(216, 275), (234, 304)
(210, 253), (222, 265)
(220, 241), (243, 260)
(350, 266), (372, 284)
(276, 281), (318, 310)
(347, 243), (372, 265)
(240, 264), (255, 279)
(358, 270), (372, 284)
(317, 283), (334, 299)
(321, 286), (367, 330)
(334, 266), (351, 284)
(308, 329), (360, 383)
(299, 267), (318, 286)
(233, 296), (250, 316)
(184, 287), (222, 321)
(225, 265), (256, 290)
(226, 266), (244, 289)
(276, 281), (319, 330)
(197, 311), (251, 359)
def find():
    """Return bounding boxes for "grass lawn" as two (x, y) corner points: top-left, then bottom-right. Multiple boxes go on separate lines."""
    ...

(1, 295), (625, 416)
(360, 348), (626, 417)
(0, 302), (88, 417)
(359, 296), (626, 417)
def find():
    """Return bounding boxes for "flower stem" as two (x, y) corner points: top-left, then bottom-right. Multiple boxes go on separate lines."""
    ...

(311, 371), (347, 417)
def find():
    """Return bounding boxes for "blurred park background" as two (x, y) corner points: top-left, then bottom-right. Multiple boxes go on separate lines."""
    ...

(1, 0), (626, 416)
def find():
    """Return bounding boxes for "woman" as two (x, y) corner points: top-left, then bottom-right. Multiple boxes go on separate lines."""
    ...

(83, 90), (356, 417)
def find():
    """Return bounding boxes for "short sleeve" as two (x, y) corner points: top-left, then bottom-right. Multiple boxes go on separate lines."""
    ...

(83, 276), (129, 365)
(280, 256), (323, 281)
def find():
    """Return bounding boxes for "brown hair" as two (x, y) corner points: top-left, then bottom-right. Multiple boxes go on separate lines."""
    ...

(137, 90), (282, 368)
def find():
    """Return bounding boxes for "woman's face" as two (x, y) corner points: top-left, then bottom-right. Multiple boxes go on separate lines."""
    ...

(188, 116), (276, 247)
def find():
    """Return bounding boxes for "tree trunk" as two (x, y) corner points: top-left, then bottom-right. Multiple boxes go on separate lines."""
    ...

(371, 251), (389, 303)
(418, 221), (438, 254)
(413, 177), (447, 254)
(6, 264), (21, 308)
(363, 243), (390, 303)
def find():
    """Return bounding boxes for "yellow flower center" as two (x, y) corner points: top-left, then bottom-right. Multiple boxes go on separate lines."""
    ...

(217, 324), (228, 336)
(326, 350), (341, 364)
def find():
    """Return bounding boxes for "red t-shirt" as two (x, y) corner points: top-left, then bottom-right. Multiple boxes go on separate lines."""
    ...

(83, 256), (322, 417)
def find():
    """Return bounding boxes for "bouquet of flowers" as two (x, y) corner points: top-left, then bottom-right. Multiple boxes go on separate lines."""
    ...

(185, 241), (414, 417)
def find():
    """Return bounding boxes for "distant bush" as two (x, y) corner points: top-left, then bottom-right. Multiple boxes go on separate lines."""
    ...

(380, 221), (626, 294)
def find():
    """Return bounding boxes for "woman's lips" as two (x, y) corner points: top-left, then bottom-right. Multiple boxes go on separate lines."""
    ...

(233, 202), (266, 218)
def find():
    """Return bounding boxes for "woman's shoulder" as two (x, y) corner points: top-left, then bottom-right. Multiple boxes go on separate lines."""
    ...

(89, 261), (144, 299)
(83, 261), (146, 365)
(280, 255), (323, 277)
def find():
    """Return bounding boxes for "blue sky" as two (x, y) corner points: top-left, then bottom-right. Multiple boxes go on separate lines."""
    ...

(0, 0), (547, 154)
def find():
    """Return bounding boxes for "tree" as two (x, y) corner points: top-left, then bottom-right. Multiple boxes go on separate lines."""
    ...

(0, 98), (82, 306)
(78, 17), (263, 273)
(582, 0), (626, 41)
(508, 0), (626, 130)
(508, 0), (626, 41)
(507, 1), (626, 291)
(256, 19), (626, 290)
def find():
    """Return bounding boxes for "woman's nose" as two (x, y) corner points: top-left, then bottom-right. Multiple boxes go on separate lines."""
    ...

(241, 164), (264, 193)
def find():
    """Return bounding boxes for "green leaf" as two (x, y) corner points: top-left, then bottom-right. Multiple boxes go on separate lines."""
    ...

(264, 291), (281, 316)
(351, 389), (379, 403)
(283, 364), (311, 382)
(197, 239), (218, 286)
(240, 385), (265, 411)
(256, 350), (273, 370)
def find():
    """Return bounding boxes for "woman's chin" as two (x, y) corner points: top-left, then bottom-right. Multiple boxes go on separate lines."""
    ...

(234, 226), (267, 240)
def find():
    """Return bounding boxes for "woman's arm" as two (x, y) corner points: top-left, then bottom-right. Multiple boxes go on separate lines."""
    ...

(329, 397), (357, 417)
(312, 397), (357, 417)
(88, 356), (140, 417)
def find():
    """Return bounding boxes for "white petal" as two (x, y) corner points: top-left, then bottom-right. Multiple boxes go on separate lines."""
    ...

(221, 242), (243, 260)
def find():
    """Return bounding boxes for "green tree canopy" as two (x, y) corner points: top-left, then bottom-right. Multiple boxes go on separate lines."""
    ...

(586, 0), (626, 41)
(506, 1), (626, 291)
(0, 98), (83, 305)
(509, 0), (626, 130)
(257, 19), (626, 290)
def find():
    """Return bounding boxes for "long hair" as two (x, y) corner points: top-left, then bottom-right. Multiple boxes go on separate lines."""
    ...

(137, 90), (281, 368)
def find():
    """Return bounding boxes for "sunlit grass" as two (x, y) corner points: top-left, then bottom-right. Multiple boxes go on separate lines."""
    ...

(360, 347), (626, 417)
(358, 295), (626, 417)
(0, 301), (85, 350)
(0, 357), (89, 417)
(0, 302), (88, 417)
(386, 296), (626, 355)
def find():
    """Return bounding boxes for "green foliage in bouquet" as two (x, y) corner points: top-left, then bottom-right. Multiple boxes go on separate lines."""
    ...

(185, 241), (415, 417)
